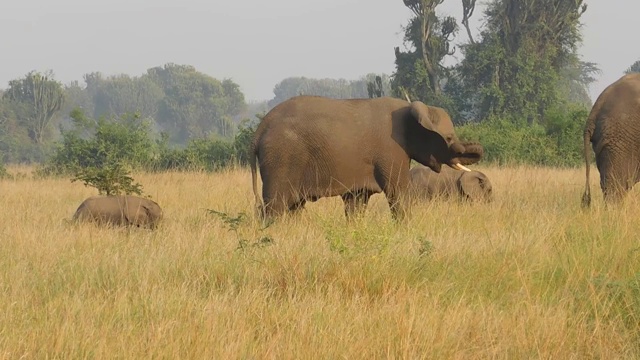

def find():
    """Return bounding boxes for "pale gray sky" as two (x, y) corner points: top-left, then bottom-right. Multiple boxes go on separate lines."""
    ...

(0, 1), (636, 102)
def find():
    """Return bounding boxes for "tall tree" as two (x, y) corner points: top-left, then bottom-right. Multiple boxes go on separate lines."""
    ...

(461, 0), (477, 44)
(90, 74), (164, 121)
(3, 70), (65, 144)
(268, 74), (391, 108)
(146, 63), (245, 142)
(399, 0), (457, 97)
(455, 0), (589, 122)
(625, 60), (640, 74)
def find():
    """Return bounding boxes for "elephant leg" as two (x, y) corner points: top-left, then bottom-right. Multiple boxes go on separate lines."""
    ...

(386, 191), (410, 221)
(342, 190), (372, 221)
(598, 155), (637, 206)
(289, 199), (307, 213)
(601, 174), (632, 206)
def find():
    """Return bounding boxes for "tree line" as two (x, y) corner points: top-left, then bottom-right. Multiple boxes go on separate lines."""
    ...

(2, 0), (640, 174)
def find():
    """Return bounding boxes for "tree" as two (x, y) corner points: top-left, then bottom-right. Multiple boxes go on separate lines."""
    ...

(461, 0), (477, 44)
(146, 63), (245, 143)
(367, 76), (385, 98)
(399, 0), (457, 97)
(3, 70), (65, 144)
(89, 73), (163, 121)
(625, 60), (640, 74)
(268, 74), (391, 108)
(455, 0), (590, 123)
(391, 1), (458, 115)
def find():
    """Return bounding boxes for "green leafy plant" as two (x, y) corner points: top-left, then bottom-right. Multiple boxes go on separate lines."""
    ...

(207, 209), (274, 251)
(71, 162), (143, 196)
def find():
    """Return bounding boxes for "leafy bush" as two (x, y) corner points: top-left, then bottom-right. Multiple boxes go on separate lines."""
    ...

(0, 161), (9, 179)
(232, 117), (259, 166)
(37, 109), (154, 195)
(148, 116), (260, 171)
(40, 109), (155, 176)
(457, 106), (588, 167)
(71, 162), (143, 196)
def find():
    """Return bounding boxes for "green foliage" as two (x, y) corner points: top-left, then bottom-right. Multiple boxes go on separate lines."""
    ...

(0, 161), (9, 179)
(367, 76), (385, 98)
(452, 0), (591, 123)
(207, 209), (274, 251)
(3, 70), (65, 144)
(457, 106), (588, 167)
(268, 74), (391, 107)
(232, 117), (260, 165)
(625, 60), (640, 74)
(147, 63), (245, 142)
(149, 114), (260, 171)
(392, 2), (458, 110)
(41, 109), (155, 175)
(39, 109), (153, 194)
(71, 162), (143, 196)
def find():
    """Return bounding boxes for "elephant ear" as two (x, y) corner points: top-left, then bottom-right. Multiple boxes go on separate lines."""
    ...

(410, 101), (439, 132)
(457, 172), (481, 201)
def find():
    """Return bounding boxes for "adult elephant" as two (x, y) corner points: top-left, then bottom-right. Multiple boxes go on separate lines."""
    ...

(582, 73), (640, 207)
(409, 165), (493, 203)
(249, 95), (483, 220)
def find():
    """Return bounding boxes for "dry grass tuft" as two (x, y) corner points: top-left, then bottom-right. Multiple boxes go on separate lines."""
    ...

(0, 165), (639, 358)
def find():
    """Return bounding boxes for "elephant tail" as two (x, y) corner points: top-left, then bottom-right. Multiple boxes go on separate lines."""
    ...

(249, 140), (264, 216)
(581, 127), (592, 208)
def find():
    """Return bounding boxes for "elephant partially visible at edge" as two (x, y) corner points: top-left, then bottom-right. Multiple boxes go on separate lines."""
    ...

(409, 165), (493, 203)
(72, 195), (163, 229)
(250, 95), (484, 220)
(582, 73), (640, 207)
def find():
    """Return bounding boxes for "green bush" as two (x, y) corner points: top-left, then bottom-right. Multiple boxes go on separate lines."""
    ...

(37, 109), (154, 195)
(71, 162), (144, 196)
(457, 106), (588, 167)
(40, 109), (155, 176)
(0, 161), (9, 179)
(148, 116), (259, 172)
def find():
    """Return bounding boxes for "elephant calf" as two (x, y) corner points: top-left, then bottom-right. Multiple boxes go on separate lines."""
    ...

(72, 195), (163, 229)
(409, 165), (493, 203)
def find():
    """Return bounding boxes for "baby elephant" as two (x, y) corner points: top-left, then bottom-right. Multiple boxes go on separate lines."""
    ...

(409, 165), (493, 203)
(72, 195), (163, 229)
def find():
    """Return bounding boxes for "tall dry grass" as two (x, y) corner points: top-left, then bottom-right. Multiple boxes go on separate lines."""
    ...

(0, 165), (639, 359)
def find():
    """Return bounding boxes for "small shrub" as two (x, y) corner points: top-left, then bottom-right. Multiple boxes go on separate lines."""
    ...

(71, 162), (144, 196)
(0, 161), (10, 179)
(39, 109), (155, 176)
(207, 209), (274, 251)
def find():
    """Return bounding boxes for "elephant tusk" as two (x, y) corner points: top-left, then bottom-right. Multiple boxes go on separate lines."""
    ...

(452, 163), (472, 172)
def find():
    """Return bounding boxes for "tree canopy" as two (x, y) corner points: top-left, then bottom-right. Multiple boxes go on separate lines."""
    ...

(3, 70), (65, 144)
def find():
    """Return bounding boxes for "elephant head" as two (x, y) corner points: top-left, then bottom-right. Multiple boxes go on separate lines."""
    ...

(457, 170), (493, 203)
(404, 101), (483, 173)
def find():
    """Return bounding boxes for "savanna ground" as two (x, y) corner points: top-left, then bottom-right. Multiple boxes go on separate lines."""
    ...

(1, 165), (639, 359)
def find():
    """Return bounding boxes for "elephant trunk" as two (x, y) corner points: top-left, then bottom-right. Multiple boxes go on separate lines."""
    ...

(451, 142), (483, 166)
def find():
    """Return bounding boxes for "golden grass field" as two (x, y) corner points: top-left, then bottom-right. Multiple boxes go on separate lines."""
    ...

(1, 165), (639, 359)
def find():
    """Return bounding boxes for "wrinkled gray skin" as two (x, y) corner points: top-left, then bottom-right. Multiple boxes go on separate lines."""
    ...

(409, 165), (493, 203)
(583, 73), (640, 207)
(73, 195), (163, 229)
(250, 95), (484, 220)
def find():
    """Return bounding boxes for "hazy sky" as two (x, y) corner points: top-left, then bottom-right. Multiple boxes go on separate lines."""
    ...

(0, 1), (637, 102)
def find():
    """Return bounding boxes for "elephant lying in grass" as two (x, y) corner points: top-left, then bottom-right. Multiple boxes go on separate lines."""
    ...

(72, 195), (163, 229)
(409, 165), (493, 203)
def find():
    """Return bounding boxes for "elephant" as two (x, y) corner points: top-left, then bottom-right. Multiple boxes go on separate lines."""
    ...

(582, 73), (640, 207)
(72, 195), (163, 229)
(409, 165), (493, 203)
(249, 95), (484, 220)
